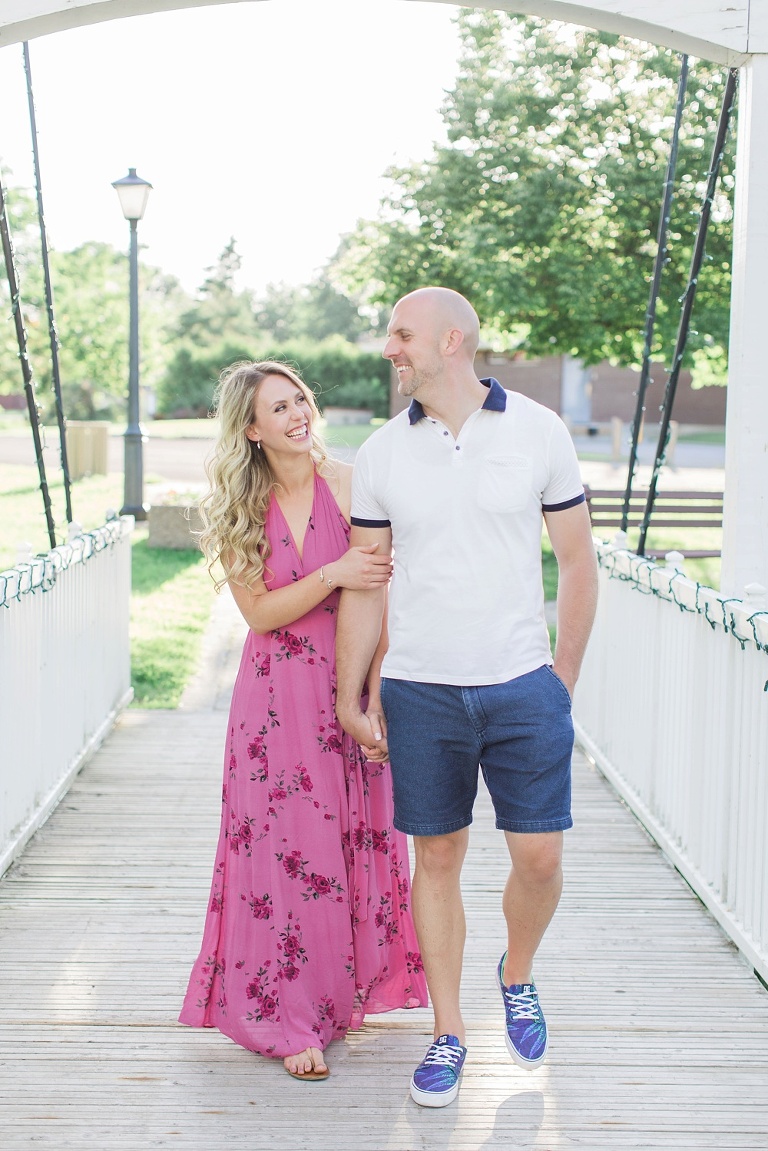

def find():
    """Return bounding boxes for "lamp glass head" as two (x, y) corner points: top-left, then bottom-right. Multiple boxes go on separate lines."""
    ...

(112, 168), (153, 221)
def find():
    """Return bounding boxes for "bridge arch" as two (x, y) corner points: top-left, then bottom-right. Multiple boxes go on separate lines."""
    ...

(0, 2), (763, 62)
(0, 0), (766, 590)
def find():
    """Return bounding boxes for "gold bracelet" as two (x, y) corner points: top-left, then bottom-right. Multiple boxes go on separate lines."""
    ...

(319, 566), (324, 583)
(327, 576), (334, 590)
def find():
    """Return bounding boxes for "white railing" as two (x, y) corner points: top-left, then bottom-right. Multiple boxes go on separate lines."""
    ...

(0, 517), (134, 876)
(574, 544), (768, 983)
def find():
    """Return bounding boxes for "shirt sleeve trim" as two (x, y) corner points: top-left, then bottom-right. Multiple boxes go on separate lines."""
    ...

(350, 516), (392, 528)
(542, 492), (587, 512)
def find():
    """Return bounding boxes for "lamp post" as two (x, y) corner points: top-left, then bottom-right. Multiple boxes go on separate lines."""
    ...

(111, 167), (152, 520)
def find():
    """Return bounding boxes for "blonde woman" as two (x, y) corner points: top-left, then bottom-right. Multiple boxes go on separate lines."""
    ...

(179, 361), (426, 1080)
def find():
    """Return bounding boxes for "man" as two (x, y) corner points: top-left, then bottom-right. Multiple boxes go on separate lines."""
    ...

(335, 287), (598, 1108)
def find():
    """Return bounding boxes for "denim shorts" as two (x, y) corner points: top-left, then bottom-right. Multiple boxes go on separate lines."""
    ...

(379, 665), (574, 837)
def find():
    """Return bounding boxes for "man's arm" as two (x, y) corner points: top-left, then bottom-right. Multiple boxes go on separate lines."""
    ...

(336, 524), (393, 753)
(543, 501), (598, 698)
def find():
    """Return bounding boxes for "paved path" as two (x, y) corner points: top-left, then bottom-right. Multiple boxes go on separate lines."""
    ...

(0, 432), (356, 483)
(0, 424), (723, 488)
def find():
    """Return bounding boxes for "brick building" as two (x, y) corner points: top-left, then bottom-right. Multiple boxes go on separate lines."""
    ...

(390, 351), (727, 427)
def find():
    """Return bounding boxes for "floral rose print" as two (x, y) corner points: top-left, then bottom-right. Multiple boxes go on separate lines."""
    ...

(272, 628), (317, 663)
(248, 892), (273, 920)
(275, 847), (345, 903)
(179, 472), (427, 1057)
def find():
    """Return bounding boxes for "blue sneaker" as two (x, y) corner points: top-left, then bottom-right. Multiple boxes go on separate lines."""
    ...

(497, 953), (548, 1067)
(410, 1034), (467, 1107)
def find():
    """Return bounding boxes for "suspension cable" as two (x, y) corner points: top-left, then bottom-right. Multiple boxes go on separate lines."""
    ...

(638, 67), (738, 556)
(23, 41), (74, 524)
(0, 170), (57, 551)
(622, 54), (689, 532)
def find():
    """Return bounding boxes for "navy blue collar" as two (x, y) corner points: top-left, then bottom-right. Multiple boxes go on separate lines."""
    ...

(408, 377), (507, 425)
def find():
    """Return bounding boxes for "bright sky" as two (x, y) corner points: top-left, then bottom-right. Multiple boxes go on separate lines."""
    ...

(0, 0), (461, 296)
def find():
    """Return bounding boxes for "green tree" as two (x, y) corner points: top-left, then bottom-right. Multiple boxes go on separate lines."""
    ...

(333, 12), (734, 378)
(43, 243), (189, 421)
(255, 274), (369, 343)
(1, 170), (189, 420)
(47, 242), (129, 419)
(176, 237), (258, 348)
(0, 176), (48, 397)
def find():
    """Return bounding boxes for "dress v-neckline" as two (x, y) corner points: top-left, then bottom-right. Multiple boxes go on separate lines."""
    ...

(273, 471), (317, 567)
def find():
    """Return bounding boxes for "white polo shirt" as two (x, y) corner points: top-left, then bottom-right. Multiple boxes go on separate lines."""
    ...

(351, 379), (586, 686)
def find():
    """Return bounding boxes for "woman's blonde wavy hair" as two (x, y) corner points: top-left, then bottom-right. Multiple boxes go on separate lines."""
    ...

(199, 360), (328, 591)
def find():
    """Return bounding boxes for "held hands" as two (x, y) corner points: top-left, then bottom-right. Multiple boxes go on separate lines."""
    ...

(338, 703), (389, 763)
(326, 543), (392, 592)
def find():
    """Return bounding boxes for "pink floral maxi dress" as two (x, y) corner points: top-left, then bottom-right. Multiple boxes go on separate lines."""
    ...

(179, 471), (427, 1056)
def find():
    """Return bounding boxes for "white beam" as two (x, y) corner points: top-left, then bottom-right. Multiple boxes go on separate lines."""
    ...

(720, 54), (768, 595)
(466, 0), (750, 64)
(0, 0), (757, 61)
(0, 0), (256, 49)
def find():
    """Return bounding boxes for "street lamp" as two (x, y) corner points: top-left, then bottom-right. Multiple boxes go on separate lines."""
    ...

(111, 167), (152, 520)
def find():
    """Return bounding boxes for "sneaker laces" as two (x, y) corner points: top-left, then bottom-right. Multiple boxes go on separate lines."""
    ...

(502, 987), (541, 1022)
(423, 1043), (463, 1067)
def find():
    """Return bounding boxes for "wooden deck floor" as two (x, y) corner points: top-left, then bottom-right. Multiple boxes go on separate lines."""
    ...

(2, 703), (768, 1148)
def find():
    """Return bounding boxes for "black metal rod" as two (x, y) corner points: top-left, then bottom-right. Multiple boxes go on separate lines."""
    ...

(638, 67), (738, 556)
(0, 170), (57, 551)
(622, 54), (689, 532)
(23, 40), (73, 524)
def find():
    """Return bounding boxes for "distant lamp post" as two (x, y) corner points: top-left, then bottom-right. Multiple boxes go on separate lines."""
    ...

(111, 167), (152, 520)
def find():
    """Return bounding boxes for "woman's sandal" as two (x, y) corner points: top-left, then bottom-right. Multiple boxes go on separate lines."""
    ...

(284, 1048), (330, 1081)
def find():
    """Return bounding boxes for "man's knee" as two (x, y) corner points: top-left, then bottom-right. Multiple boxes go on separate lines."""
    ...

(506, 832), (563, 886)
(414, 830), (469, 878)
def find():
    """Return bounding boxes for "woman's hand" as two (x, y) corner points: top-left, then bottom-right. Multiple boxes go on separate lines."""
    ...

(337, 702), (389, 762)
(326, 544), (392, 591)
(358, 700), (388, 762)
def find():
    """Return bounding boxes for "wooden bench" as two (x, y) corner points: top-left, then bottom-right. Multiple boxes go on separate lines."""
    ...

(584, 485), (724, 559)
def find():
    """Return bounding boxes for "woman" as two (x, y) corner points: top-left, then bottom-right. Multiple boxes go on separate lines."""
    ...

(179, 361), (427, 1080)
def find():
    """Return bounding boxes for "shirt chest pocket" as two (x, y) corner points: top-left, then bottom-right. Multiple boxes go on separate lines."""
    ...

(477, 455), (533, 513)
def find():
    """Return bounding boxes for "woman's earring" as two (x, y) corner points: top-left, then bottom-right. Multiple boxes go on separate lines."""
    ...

(255, 440), (262, 450)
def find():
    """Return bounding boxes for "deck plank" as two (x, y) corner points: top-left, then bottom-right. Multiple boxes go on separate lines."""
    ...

(2, 706), (768, 1149)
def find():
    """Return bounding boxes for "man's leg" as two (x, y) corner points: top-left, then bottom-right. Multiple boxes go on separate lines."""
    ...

(377, 678), (476, 1105)
(411, 827), (470, 1044)
(501, 830), (563, 985)
(495, 830), (562, 1068)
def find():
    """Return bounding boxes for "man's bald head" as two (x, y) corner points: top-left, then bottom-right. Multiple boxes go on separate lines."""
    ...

(395, 287), (480, 362)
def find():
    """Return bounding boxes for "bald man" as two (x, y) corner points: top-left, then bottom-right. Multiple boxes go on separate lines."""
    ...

(336, 287), (597, 1107)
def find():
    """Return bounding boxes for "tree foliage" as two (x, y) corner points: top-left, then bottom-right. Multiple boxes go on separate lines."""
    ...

(157, 239), (378, 416)
(333, 12), (735, 377)
(0, 178), (47, 397)
(46, 243), (188, 419)
(255, 275), (369, 343)
(175, 237), (258, 349)
(2, 196), (377, 427)
(156, 335), (389, 419)
(1, 175), (189, 420)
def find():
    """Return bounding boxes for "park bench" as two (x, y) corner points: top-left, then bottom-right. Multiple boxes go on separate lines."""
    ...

(583, 485), (724, 558)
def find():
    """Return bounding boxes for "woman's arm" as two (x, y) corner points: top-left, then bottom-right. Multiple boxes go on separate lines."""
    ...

(228, 542), (392, 634)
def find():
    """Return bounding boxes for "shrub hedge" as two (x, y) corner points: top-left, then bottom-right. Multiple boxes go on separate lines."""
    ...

(156, 336), (390, 419)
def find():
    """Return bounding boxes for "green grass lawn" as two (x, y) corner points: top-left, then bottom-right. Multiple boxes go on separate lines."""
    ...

(543, 525), (720, 595)
(588, 525), (721, 589)
(129, 538), (215, 707)
(677, 428), (726, 445)
(0, 464), (215, 709)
